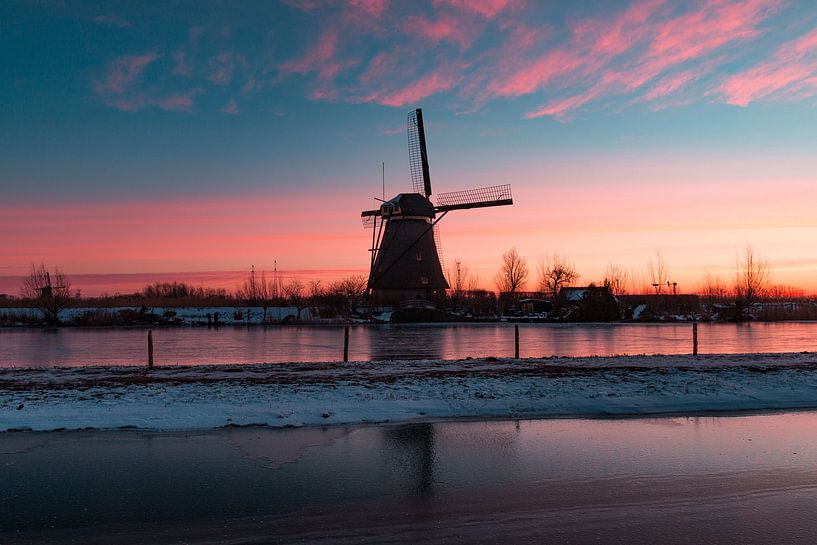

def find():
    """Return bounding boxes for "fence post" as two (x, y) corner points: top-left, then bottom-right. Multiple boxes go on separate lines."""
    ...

(343, 326), (350, 363)
(514, 324), (520, 359)
(147, 330), (154, 368)
(692, 321), (698, 356)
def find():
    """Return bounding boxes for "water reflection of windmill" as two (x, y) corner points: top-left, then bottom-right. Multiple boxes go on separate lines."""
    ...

(362, 109), (513, 306)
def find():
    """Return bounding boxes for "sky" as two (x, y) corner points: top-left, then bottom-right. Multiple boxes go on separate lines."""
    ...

(2, 0), (817, 295)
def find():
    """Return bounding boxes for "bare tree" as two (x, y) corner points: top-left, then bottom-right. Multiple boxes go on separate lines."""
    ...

(328, 275), (368, 317)
(20, 263), (72, 324)
(647, 249), (669, 294)
(283, 279), (308, 319)
(235, 266), (261, 304)
(306, 279), (326, 318)
(495, 248), (528, 293)
(538, 255), (579, 301)
(308, 279), (324, 299)
(697, 271), (729, 307)
(236, 267), (283, 323)
(449, 259), (479, 306)
(767, 284), (804, 300)
(603, 264), (629, 296)
(734, 245), (770, 312)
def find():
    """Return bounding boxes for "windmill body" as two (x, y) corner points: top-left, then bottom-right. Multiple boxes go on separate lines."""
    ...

(362, 109), (513, 307)
(368, 193), (449, 304)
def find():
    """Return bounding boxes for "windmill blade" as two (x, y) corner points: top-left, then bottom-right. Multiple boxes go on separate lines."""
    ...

(433, 224), (445, 276)
(407, 109), (432, 197)
(435, 184), (513, 212)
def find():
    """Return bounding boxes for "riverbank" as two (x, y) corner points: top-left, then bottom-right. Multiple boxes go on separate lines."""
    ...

(4, 413), (817, 544)
(4, 352), (817, 431)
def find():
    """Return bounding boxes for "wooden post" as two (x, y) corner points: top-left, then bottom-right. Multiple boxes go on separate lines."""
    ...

(514, 324), (520, 359)
(692, 321), (698, 356)
(147, 330), (154, 368)
(343, 326), (350, 363)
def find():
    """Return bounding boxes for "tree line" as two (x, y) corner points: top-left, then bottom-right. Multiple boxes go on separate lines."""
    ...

(492, 245), (796, 314)
(9, 245), (808, 325)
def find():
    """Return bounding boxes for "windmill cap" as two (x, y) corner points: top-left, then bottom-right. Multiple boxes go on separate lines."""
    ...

(383, 193), (435, 217)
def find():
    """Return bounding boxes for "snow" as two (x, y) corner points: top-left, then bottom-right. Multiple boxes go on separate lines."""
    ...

(4, 353), (817, 432)
(0, 306), (310, 325)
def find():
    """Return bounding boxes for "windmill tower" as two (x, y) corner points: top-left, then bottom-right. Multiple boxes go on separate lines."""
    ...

(362, 108), (513, 306)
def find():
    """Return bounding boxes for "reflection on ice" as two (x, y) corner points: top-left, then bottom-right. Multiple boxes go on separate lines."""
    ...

(5, 321), (817, 367)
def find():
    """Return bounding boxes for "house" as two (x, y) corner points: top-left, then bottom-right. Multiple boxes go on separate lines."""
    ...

(556, 285), (620, 321)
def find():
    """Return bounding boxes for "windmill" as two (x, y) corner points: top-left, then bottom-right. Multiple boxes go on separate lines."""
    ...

(35, 271), (65, 299)
(362, 108), (513, 306)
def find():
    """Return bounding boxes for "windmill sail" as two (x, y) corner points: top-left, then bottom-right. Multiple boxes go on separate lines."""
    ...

(407, 109), (432, 197)
(435, 184), (513, 212)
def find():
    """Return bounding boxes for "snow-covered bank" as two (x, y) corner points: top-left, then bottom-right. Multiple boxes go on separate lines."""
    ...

(3, 353), (817, 432)
(0, 306), (312, 326)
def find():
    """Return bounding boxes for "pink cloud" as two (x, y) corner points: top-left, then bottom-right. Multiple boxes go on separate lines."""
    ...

(362, 71), (458, 107)
(403, 13), (478, 49)
(348, 0), (389, 18)
(642, 70), (698, 101)
(240, 77), (265, 95)
(569, 0), (664, 58)
(279, 31), (339, 78)
(489, 49), (583, 98)
(220, 97), (239, 115)
(208, 52), (235, 85)
(104, 89), (202, 113)
(508, 0), (781, 118)
(359, 51), (401, 84)
(526, 87), (602, 119)
(433, 0), (515, 20)
(93, 52), (159, 95)
(719, 25), (817, 106)
(157, 89), (202, 112)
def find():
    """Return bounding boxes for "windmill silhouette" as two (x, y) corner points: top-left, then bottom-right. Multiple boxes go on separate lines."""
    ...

(35, 271), (65, 299)
(362, 109), (513, 306)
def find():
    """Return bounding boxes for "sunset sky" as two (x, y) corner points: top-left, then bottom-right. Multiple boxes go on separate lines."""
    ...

(3, 0), (817, 295)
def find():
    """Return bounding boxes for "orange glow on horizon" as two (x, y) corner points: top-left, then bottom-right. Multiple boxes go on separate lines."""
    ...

(3, 160), (817, 295)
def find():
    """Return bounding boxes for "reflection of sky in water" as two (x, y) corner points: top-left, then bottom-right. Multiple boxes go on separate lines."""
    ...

(5, 322), (817, 367)
(5, 413), (817, 533)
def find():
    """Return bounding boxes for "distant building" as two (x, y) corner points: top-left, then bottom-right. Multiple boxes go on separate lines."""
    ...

(498, 291), (548, 315)
(556, 285), (620, 321)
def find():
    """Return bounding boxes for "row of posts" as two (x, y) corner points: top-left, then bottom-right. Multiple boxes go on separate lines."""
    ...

(145, 322), (700, 367)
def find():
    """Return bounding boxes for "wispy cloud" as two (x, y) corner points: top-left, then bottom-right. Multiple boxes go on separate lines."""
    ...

(433, 0), (516, 20)
(402, 13), (480, 49)
(93, 52), (203, 112)
(88, 1), (813, 118)
(93, 14), (131, 28)
(208, 52), (235, 85)
(220, 97), (239, 114)
(93, 52), (159, 95)
(519, 0), (782, 119)
(361, 70), (459, 107)
(278, 30), (341, 79)
(157, 89), (203, 112)
(719, 25), (817, 106)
